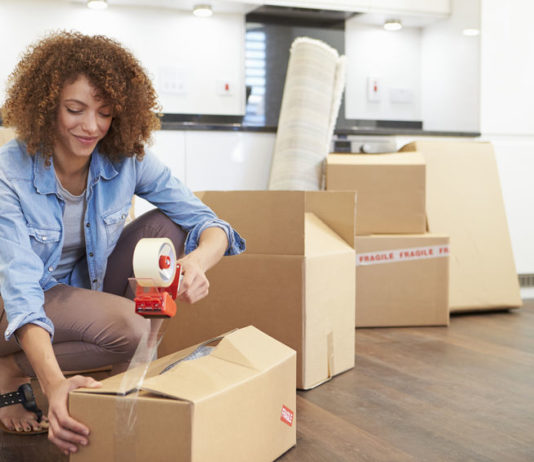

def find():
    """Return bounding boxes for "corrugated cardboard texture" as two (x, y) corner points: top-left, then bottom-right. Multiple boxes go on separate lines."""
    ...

(71, 327), (296, 462)
(191, 352), (296, 462)
(400, 141), (522, 311)
(195, 190), (356, 254)
(356, 234), (450, 327)
(304, 251), (355, 386)
(160, 254), (305, 382)
(70, 393), (193, 462)
(326, 152), (426, 235)
(161, 192), (356, 389)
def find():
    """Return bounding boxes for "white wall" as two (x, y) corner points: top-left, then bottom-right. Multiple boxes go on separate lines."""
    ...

(420, 0), (480, 132)
(480, 0), (534, 135)
(0, 0), (245, 115)
(345, 0), (480, 131)
(345, 20), (422, 121)
(479, 0), (534, 279)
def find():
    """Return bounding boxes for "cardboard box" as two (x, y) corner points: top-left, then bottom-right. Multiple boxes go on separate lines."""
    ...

(326, 152), (426, 235)
(70, 326), (296, 462)
(159, 191), (356, 390)
(400, 141), (522, 312)
(356, 234), (450, 327)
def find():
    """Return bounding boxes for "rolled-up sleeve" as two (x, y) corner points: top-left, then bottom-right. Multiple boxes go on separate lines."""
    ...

(5, 314), (54, 342)
(184, 219), (246, 255)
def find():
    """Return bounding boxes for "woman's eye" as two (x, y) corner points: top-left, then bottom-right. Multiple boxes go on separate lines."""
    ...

(66, 108), (82, 114)
(99, 113), (112, 118)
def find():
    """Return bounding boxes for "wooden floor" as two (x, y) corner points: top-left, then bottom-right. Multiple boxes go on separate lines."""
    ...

(2, 300), (533, 462)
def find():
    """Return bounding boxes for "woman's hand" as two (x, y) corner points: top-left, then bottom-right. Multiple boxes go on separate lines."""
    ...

(175, 226), (228, 304)
(176, 255), (210, 304)
(46, 375), (102, 456)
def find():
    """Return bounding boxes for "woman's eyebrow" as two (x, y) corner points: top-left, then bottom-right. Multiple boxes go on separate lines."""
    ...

(63, 98), (111, 108)
(63, 98), (87, 105)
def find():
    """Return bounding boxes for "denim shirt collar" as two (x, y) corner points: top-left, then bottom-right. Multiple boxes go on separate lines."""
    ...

(32, 146), (119, 195)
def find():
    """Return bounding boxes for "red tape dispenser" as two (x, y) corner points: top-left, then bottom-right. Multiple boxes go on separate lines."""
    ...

(131, 238), (182, 318)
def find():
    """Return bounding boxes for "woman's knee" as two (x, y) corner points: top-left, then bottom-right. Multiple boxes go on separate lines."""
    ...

(93, 299), (150, 360)
(137, 209), (186, 256)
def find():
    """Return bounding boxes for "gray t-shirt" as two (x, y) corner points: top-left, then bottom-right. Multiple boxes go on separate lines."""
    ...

(53, 178), (86, 281)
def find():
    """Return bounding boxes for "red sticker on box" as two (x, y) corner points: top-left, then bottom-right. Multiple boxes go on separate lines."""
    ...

(280, 405), (294, 427)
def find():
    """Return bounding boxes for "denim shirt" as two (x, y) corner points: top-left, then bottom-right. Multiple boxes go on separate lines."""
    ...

(0, 140), (245, 341)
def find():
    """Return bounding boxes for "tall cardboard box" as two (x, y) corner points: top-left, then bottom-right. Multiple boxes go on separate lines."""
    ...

(356, 234), (450, 327)
(326, 152), (426, 235)
(159, 191), (357, 390)
(400, 141), (522, 312)
(70, 326), (296, 462)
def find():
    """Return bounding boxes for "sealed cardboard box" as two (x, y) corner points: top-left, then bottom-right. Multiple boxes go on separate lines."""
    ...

(356, 234), (450, 327)
(159, 191), (356, 390)
(400, 141), (522, 312)
(70, 326), (296, 462)
(326, 152), (426, 235)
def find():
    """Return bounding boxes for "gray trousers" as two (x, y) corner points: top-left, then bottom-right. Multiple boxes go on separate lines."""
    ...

(0, 209), (186, 377)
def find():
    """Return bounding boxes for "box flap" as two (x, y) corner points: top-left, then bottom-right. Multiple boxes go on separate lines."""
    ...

(195, 191), (356, 254)
(196, 191), (306, 255)
(141, 326), (294, 402)
(305, 213), (354, 256)
(304, 191), (356, 248)
(74, 326), (296, 404)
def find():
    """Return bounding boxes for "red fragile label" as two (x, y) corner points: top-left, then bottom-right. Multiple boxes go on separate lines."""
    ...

(280, 405), (294, 427)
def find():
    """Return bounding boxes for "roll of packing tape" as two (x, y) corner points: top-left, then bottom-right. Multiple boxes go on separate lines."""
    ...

(133, 238), (177, 287)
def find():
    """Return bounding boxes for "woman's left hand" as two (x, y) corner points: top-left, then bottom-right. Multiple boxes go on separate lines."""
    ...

(175, 255), (210, 304)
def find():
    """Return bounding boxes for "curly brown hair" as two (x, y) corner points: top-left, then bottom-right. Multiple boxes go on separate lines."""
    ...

(1, 30), (161, 162)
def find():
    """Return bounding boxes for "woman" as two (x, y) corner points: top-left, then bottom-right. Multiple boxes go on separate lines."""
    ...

(0, 31), (245, 455)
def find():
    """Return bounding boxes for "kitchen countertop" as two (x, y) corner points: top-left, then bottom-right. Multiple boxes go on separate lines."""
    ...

(159, 114), (480, 137)
(160, 121), (480, 137)
(0, 115), (481, 138)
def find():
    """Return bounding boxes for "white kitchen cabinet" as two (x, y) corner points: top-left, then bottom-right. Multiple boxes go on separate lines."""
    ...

(184, 131), (275, 192)
(135, 130), (276, 215)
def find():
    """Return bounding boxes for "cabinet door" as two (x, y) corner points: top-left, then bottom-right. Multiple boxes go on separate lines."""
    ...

(185, 131), (275, 191)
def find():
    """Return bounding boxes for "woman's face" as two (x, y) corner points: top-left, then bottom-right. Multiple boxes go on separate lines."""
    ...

(54, 74), (112, 163)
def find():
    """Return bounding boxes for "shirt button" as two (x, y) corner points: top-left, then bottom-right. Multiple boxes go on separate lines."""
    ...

(42, 236), (47, 241)
(89, 252), (94, 257)
(121, 214), (126, 219)
(48, 266), (53, 272)
(86, 223), (91, 228)
(92, 279), (98, 284)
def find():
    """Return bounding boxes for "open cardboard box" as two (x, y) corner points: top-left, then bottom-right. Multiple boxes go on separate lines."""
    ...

(69, 326), (296, 462)
(356, 233), (450, 327)
(326, 152), (426, 235)
(159, 191), (356, 390)
(400, 141), (522, 312)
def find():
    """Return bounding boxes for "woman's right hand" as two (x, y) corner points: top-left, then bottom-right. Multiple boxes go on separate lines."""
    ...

(46, 375), (102, 456)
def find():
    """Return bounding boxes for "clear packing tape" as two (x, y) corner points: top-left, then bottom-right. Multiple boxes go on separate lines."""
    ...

(112, 320), (221, 461)
(113, 238), (178, 460)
